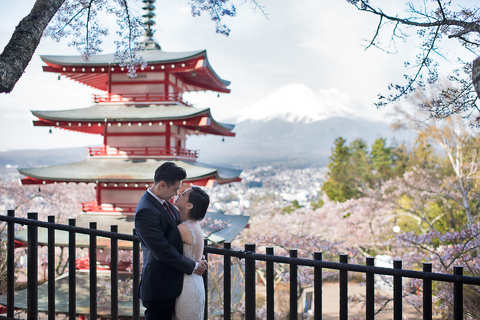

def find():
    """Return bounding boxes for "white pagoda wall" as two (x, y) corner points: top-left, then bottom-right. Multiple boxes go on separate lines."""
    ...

(101, 189), (145, 206)
(109, 72), (185, 94)
(106, 124), (167, 147)
(103, 121), (187, 150)
(110, 72), (166, 94)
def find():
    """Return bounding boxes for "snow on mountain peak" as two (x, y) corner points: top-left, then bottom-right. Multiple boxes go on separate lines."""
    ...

(235, 83), (355, 123)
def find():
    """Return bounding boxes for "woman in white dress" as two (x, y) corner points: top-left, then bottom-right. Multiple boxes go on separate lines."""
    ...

(173, 186), (210, 320)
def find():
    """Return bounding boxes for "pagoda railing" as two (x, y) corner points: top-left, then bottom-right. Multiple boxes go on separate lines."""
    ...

(81, 200), (137, 214)
(92, 93), (193, 106)
(2, 211), (480, 320)
(87, 146), (199, 159)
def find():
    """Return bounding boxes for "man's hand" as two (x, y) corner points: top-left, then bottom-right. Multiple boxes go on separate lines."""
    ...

(194, 256), (207, 275)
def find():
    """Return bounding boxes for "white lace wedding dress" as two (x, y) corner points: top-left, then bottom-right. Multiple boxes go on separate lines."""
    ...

(174, 221), (205, 320)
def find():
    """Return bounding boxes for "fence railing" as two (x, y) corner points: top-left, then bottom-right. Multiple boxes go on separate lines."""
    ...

(1, 211), (480, 320)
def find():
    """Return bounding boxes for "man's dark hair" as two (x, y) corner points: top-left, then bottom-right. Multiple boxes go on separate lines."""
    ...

(154, 162), (187, 186)
(188, 186), (210, 221)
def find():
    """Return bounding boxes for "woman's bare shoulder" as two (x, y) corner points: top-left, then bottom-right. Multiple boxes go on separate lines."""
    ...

(178, 222), (195, 245)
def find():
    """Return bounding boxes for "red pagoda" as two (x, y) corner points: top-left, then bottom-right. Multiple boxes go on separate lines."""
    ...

(18, 4), (241, 215)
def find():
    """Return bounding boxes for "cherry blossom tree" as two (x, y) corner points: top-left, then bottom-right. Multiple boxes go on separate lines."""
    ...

(0, 178), (95, 221)
(249, 182), (479, 318)
(0, 178), (96, 287)
(346, 226), (480, 319)
(239, 124), (479, 317)
(393, 104), (480, 226)
(352, 223), (480, 319)
(0, 0), (265, 93)
(238, 195), (397, 317)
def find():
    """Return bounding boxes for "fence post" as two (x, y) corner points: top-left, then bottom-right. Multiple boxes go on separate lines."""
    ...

(27, 212), (38, 320)
(6, 210), (15, 318)
(290, 249), (298, 320)
(454, 266), (463, 320)
(203, 238), (209, 320)
(68, 218), (76, 320)
(89, 222), (97, 320)
(423, 263), (432, 320)
(366, 257), (375, 320)
(393, 260), (403, 320)
(266, 246), (275, 320)
(339, 254), (348, 320)
(224, 242), (232, 320)
(47, 215), (56, 320)
(111, 225), (119, 320)
(245, 243), (256, 320)
(133, 230), (140, 320)
(314, 251), (322, 320)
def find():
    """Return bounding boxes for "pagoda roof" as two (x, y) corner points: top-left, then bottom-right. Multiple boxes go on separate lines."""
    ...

(42, 49), (204, 67)
(18, 159), (242, 184)
(34, 104), (207, 121)
(41, 49), (231, 93)
(32, 104), (236, 136)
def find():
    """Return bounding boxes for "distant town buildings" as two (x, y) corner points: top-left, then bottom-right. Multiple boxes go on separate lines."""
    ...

(209, 166), (327, 215)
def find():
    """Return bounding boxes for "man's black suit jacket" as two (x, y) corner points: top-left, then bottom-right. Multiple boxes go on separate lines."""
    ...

(134, 191), (196, 302)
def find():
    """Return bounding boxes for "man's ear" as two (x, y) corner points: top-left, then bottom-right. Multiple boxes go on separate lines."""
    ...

(158, 181), (167, 189)
(186, 203), (193, 210)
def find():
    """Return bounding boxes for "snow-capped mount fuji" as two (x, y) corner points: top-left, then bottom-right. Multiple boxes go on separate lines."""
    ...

(234, 84), (353, 123)
(188, 84), (402, 167)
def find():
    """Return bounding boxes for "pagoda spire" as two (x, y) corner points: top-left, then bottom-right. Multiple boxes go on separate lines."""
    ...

(138, 0), (161, 50)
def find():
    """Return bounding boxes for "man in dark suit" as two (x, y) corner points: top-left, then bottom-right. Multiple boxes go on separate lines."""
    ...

(134, 162), (207, 320)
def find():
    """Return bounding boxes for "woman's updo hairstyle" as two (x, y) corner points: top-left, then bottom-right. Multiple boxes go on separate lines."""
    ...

(188, 186), (210, 221)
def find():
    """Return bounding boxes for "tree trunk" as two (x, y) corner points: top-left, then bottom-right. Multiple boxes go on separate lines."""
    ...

(474, 56), (480, 99)
(0, 0), (66, 93)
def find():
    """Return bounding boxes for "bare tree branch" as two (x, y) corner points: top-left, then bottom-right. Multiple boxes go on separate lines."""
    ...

(0, 0), (66, 93)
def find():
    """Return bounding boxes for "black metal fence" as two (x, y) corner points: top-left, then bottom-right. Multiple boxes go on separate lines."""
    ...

(2, 210), (480, 320)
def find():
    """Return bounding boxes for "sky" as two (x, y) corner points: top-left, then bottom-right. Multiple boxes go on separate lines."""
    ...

(0, 0), (477, 151)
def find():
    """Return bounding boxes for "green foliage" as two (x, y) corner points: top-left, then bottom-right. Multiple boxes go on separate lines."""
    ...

(311, 198), (325, 210)
(371, 138), (395, 183)
(282, 200), (302, 214)
(391, 143), (410, 177)
(322, 137), (361, 202)
(409, 132), (441, 171)
(322, 137), (408, 202)
(349, 139), (375, 190)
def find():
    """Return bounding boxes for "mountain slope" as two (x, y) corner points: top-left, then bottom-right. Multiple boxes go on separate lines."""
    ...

(233, 83), (353, 123)
(0, 147), (86, 174)
(189, 116), (397, 167)
(188, 84), (406, 167)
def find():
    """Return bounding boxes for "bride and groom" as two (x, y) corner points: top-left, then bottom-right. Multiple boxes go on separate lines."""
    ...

(134, 162), (210, 320)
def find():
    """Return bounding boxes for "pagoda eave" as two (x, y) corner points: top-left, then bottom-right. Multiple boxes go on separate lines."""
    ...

(42, 50), (231, 93)
(192, 127), (236, 137)
(18, 159), (242, 185)
(32, 106), (236, 137)
(31, 105), (211, 122)
(41, 50), (208, 67)
(33, 120), (104, 134)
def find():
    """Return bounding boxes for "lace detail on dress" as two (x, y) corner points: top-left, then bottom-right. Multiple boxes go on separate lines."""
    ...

(174, 220), (205, 320)
(184, 220), (197, 245)
(181, 221), (197, 261)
